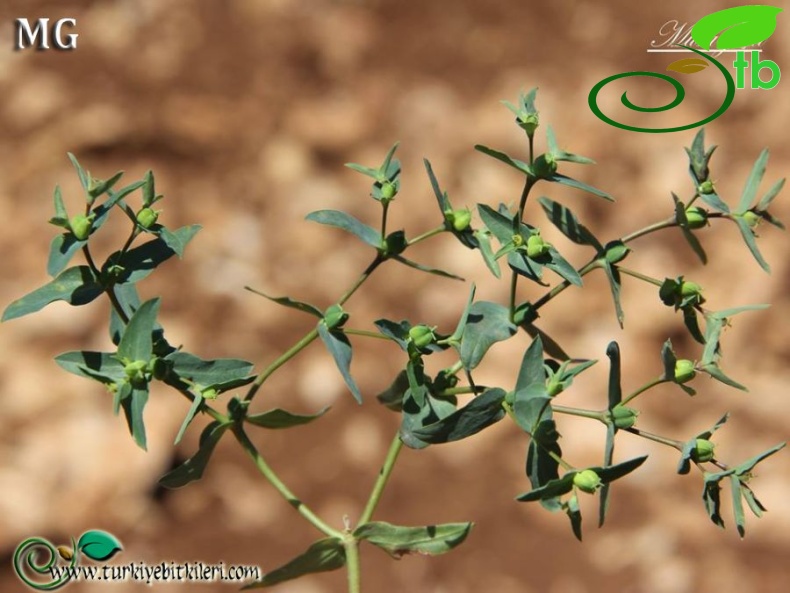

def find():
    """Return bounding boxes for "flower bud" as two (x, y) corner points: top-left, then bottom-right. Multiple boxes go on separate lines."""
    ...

(526, 234), (551, 258)
(742, 211), (761, 228)
(519, 113), (539, 136)
(674, 359), (696, 384)
(680, 281), (702, 297)
(201, 387), (220, 400)
(573, 469), (602, 494)
(408, 324), (436, 349)
(698, 180), (715, 195)
(136, 207), (159, 229)
(69, 214), (94, 240)
(446, 208), (472, 232)
(685, 207), (708, 229)
(611, 405), (639, 429)
(123, 359), (149, 387)
(324, 304), (349, 330)
(690, 438), (716, 463)
(380, 181), (397, 201)
(546, 378), (563, 397)
(532, 153), (558, 179)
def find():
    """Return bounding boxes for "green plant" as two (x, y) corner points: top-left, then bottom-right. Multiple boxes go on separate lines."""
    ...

(3, 89), (786, 591)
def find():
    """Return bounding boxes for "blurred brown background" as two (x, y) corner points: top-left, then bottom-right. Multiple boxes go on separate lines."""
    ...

(1, 1), (789, 592)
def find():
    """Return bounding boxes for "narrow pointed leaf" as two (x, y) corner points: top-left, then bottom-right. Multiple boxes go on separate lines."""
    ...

(54, 351), (126, 383)
(729, 475), (746, 537)
(741, 484), (767, 518)
(538, 197), (603, 249)
(305, 210), (381, 248)
(379, 142), (400, 179)
(549, 174), (613, 201)
(317, 323), (362, 404)
(516, 336), (545, 392)
(409, 388), (506, 444)
(391, 256), (464, 281)
(159, 421), (231, 488)
(738, 149), (769, 213)
(244, 538), (345, 588)
(354, 521), (472, 558)
(517, 473), (576, 502)
(121, 385), (150, 450)
(599, 422), (616, 527)
(566, 495), (583, 541)
(67, 152), (90, 194)
(344, 162), (380, 179)
(165, 352), (254, 386)
(174, 394), (204, 445)
(2, 266), (102, 322)
(757, 177), (785, 211)
(117, 298), (160, 361)
(474, 145), (532, 176)
(545, 248), (582, 286)
(246, 406), (330, 429)
(450, 284), (477, 342)
(673, 195), (708, 263)
(244, 287), (323, 318)
(700, 363), (747, 391)
(475, 230), (501, 277)
(522, 324), (570, 361)
(109, 225), (201, 284)
(601, 261), (624, 328)
(703, 476), (725, 528)
(734, 216), (770, 272)
(423, 159), (451, 212)
(660, 339), (677, 381)
(698, 191), (730, 213)
(526, 419), (562, 490)
(477, 204), (516, 243)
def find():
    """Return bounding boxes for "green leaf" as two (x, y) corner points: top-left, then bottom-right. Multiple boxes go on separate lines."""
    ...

(702, 476), (725, 528)
(683, 306), (705, 345)
(672, 193), (708, 264)
(526, 419), (562, 492)
(566, 495), (583, 541)
(698, 190), (730, 213)
(508, 252), (546, 285)
(699, 363), (747, 391)
(660, 339), (677, 381)
(606, 341), (622, 408)
(244, 538), (345, 589)
(677, 413), (729, 474)
(601, 261), (624, 328)
(516, 473), (575, 502)
(549, 174), (613, 201)
(450, 284), (477, 345)
(477, 204), (517, 244)
(729, 475), (746, 538)
(516, 336), (545, 392)
(460, 301), (517, 370)
(423, 159), (451, 212)
(545, 247), (582, 286)
(538, 197), (603, 250)
(47, 233), (87, 277)
(731, 442), (785, 476)
(174, 393), (203, 445)
(55, 351), (126, 384)
(737, 149), (769, 213)
(475, 230), (501, 277)
(741, 483), (767, 518)
(305, 210), (381, 248)
(244, 286), (323, 318)
(2, 265), (103, 322)
(757, 177), (785, 211)
(408, 388), (506, 444)
(156, 225), (197, 258)
(595, 455), (649, 483)
(376, 370), (410, 411)
(521, 323), (570, 361)
(77, 530), (123, 562)
(67, 152), (91, 195)
(166, 352), (255, 387)
(317, 323), (362, 404)
(109, 283), (141, 345)
(158, 421), (231, 488)
(599, 423), (616, 527)
(513, 386), (553, 434)
(379, 142), (401, 180)
(345, 162), (380, 180)
(53, 185), (68, 220)
(121, 384), (150, 450)
(117, 298), (160, 362)
(685, 129), (716, 184)
(692, 5), (782, 50)
(734, 215), (770, 272)
(108, 225), (201, 284)
(246, 406), (330, 429)
(354, 521), (472, 558)
(391, 256), (464, 281)
(474, 145), (532, 176)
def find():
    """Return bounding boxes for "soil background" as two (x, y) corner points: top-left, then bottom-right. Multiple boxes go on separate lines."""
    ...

(1, 1), (789, 592)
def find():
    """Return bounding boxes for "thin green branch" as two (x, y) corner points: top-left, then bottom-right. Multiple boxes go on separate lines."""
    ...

(407, 225), (446, 246)
(621, 376), (667, 406)
(623, 426), (683, 450)
(359, 433), (404, 525)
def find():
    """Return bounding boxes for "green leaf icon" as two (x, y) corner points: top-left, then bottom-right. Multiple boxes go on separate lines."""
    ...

(692, 6), (782, 51)
(77, 530), (122, 562)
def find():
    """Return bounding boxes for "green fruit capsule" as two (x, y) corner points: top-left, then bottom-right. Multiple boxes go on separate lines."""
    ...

(690, 438), (716, 463)
(136, 207), (159, 229)
(546, 378), (563, 397)
(611, 405), (639, 429)
(408, 324), (436, 349)
(604, 240), (630, 264)
(742, 211), (761, 228)
(573, 469), (602, 494)
(201, 387), (220, 400)
(532, 153), (558, 179)
(69, 214), (94, 240)
(698, 180), (715, 195)
(526, 234), (551, 258)
(674, 359), (696, 384)
(123, 359), (149, 387)
(447, 208), (472, 232)
(519, 113), (539, 135)
(380, 181), (397, 201)
(685, 207), (708, 229)
(324, 304), (349, 330)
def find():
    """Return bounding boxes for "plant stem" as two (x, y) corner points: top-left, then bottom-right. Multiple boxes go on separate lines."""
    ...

(624, 426), (683, 450)
(532, 260), (598, 312)
(621, 218), (676, 243)
(233, 425), (342, 538)
(344, 329), (392, 341)
(621, 376), (667, 406)
(618, 267), (663, 287)
(407, 225), (446, 246)
(359, 433), (403, 525)
(552, 404), (607, 422)
(344, 536), (361, 593)
(381, 200), (390, 238)
(339, 257), (382, 305)
(510, 177), (535, 319)
(244, 328), (319, 402)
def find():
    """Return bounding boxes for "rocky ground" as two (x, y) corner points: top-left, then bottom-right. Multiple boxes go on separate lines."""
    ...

(1, 1), (789, 592)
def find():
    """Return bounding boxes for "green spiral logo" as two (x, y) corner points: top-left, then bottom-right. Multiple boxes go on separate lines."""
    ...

(588, 45), (736, 133)
(12, 537), (75, 590)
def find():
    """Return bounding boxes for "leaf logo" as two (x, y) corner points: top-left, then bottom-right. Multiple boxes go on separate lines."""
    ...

(667, 58), (710, 74)
(692, 6), (783, 51)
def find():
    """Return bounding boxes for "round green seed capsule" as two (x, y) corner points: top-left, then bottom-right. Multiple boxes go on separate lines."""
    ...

(532, 153), (558, 179)
(136, 207), (159, 229)
(611, 405), (639, 429)
(526, 234), (551, 258)
(690, 438), (715, 463)
(448, 208), (472, 232)
(685, 207), (708, 229)
(380, 181), (397, 200)
(69, 214), (93, 240)
(324, 304), (349, 330)
(408, 324), (436, 349)
(573, 469), (602, 494)
(698, 180), (715, 195)
(743, 211), (760, 228)
(674, 359), (697, 384)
